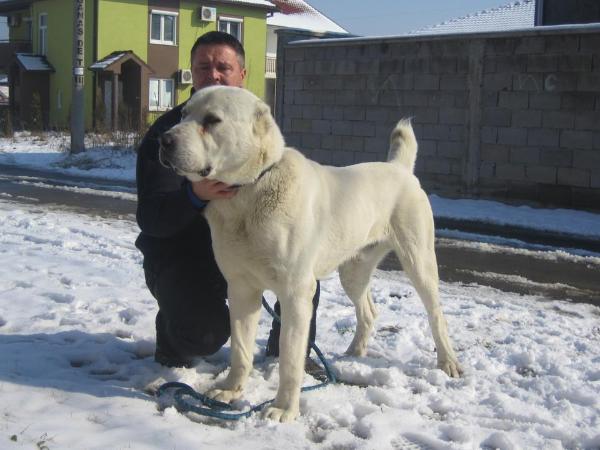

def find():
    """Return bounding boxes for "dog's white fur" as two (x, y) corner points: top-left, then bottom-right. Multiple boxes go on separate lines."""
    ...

(160, 86), (461, 422)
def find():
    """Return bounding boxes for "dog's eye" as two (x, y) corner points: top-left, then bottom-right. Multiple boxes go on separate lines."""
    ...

(202, 114), (222, 128)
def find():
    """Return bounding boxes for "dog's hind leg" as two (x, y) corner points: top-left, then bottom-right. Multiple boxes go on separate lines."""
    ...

(391, 194), (462, 377)
(208, 283), (262, 403)
(339, 243), (390, 357)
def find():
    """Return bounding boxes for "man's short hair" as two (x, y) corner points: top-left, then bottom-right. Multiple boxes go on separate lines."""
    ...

(190, 31), (245, 69)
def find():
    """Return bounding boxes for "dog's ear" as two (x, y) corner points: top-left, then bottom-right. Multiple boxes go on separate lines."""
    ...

(252, 101), (284, 165)
(253, 102), (273, 138)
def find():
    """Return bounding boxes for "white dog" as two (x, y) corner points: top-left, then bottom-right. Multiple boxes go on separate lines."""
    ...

(159, 85), (461, 422)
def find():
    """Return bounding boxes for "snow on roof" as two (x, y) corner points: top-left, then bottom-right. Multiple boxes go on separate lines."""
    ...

(216, 0), (276, 10)
(410, 0), (535, 36)
(15, 53), (53, 72)
(268, 0), (348, 34)
(89, 52), (127, 71)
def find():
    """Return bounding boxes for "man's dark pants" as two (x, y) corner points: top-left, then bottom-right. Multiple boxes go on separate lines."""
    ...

(144, 260), (320, 366)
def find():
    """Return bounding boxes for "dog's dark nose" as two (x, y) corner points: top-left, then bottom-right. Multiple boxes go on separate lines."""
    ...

(159, 132), (175, 153)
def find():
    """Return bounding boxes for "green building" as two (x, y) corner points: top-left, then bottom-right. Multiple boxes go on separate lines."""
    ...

(0, 0), (276, 130)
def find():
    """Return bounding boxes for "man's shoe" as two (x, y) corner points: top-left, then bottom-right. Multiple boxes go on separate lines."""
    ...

(154, 348), (193, 368)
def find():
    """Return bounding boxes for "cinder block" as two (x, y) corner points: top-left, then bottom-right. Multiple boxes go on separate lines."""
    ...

(561, 92), (596, 111)
(437, 141), (464, 158)
(527, 55), (558, 72)
(483, 108), (511, 127)
(481, 127), (498, 144)
(542, 111), (575, 129)
(528, 128), (560, 147)
(575, 112), (600, 130)
(320, 135), (342, 150)
(479, 161), (496, 178)
(331, 120), (353, 135)
(557, 167), (590, 187)
(560, 130), (594, 149)
(302, 105), (322, 120)
(440, 75), (467, 91)
(425, 158), (452, 175)
(512, 110), (542, 128)
(510, 146), (540, 164)
(311, 119), (331, 134)
(578, 74), (600, 92)
(352, 122), (376, 137)
(323, 106), (344, 120)
(498, 127), (527, 146)
(573, 149), (600, 169)
(483, 73), (513, 91)
(301, 133), (321, 149)
(558, 55), (593, 72)
(580, 35), (600, 53)
(481, 144), (509, 162)
(544, 35), (579, 54)
(295, 60), (315, 75)
(591, 171), (600, 188)
(403, 91), (430, 107)
(342, 107), (365, 121)
(515, 36), (545, 54)
(341, 136), (365, 152)
(526, 166), (556, 184)
(529, 92), (561, 110)
(439, 108), (466, 125)
(428, 92), (456, 107)
(430, 57), (458, 74)
(291, 118), (312, 133)
(540, 148), (572, 166)
(364, 137), (390, 153)
(543, 73), (577, 92)
(499, 91), (529, 110)
(414, 74), (440, 90)
(496, 163), (526, 180)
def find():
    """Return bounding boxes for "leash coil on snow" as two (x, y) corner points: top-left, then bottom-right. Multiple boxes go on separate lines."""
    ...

(156, 296), (336, 420)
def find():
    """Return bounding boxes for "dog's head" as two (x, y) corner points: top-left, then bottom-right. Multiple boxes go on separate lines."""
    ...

(159, 86), (285, 185)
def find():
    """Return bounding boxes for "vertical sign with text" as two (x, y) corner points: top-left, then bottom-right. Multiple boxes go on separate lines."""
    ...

(71, 0), (85, 153)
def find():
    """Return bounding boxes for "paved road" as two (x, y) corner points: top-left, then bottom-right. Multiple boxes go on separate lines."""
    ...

(2, 164), (599, 306)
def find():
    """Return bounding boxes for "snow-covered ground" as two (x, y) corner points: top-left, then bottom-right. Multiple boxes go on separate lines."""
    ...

(1, 132), (600, 449)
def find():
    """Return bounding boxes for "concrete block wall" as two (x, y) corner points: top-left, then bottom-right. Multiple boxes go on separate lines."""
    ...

(274, 27), (600, 210)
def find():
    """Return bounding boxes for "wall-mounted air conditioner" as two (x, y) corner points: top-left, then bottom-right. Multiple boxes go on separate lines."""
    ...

(179, 69), (193, 84)
(200, 6), (217, 22)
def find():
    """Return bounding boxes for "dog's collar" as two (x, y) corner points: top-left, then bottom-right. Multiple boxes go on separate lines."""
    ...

(230, 164), (276, 189)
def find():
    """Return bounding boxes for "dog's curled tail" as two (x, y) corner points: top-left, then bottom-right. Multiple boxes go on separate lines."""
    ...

(387, 118), (417, 173)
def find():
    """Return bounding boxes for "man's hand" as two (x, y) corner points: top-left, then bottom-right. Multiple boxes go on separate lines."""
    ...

(191, 179), (238, 201)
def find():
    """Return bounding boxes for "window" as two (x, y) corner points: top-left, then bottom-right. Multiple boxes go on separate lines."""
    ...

(38, 13), (47, 55)
(149, 78), (174, 111)
(218, 16), (242, 41)
(150, 10), (177, 45)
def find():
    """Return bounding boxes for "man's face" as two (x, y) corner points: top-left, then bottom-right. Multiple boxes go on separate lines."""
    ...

(191, 44), (246, 91)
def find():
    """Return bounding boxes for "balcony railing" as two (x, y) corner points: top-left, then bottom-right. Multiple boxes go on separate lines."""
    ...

(0, 40), (32, 71)
(265, 54), (276, 79)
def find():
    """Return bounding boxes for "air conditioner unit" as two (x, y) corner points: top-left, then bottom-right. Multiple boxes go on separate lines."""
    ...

(8, 15), (21, 28)
(200, 6), (217, 22)
(179, 69), (193, 84)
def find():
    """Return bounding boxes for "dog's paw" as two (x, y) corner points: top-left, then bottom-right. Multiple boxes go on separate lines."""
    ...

(206, 388), (242, 403)
(345, 338), (368, 357)
(261, 405), (299, 422)
(438, 359), (463, 378)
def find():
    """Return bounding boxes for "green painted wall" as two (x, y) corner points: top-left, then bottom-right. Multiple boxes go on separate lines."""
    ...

(30, 0), (95, 129)
(177, 2), (267, 104)
(97, 0), (148, 62)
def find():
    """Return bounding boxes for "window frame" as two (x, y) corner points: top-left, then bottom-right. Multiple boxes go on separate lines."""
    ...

(217, 15), (243, 42)
(148, 78), (175, 112)
(149, 9), (178, 46)
(38, 13), (47, 55)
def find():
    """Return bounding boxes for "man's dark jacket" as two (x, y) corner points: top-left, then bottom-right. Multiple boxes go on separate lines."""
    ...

(135, 102), (215, 268)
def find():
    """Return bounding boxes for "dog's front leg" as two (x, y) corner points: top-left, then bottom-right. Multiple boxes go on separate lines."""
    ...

(262, 282), (315, 422)
(208, 284), (262, 403)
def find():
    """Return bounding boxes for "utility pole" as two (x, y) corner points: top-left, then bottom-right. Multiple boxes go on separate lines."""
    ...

(71, 0), (85, 154)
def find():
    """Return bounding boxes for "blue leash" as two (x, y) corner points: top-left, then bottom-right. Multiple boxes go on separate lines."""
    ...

(156, 296), (336, 420)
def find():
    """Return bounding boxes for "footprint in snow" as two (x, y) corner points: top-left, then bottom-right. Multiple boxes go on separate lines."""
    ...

(45, 292), (75, 304)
